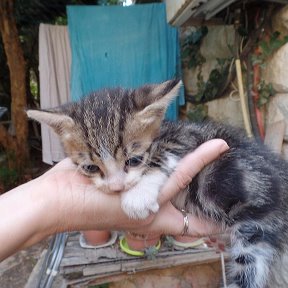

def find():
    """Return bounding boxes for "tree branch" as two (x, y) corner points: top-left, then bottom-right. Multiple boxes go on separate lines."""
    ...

(0, 0), (28, 167)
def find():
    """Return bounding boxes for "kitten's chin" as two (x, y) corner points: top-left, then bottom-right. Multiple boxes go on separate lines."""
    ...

(95, 184), (130, 195)
(104, 190), (118, 195)
(91, 178), (139, 195)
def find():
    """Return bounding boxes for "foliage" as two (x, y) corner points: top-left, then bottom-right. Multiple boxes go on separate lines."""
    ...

(182, 26), (232, 104)
(181, 26), (208, 69)
(251, 31), (288, 107)
(163, 235), (175, 250)
(252, 31), (288, 65)
(29, 70), (38, 101)
(194, 57), (232, 103)
(0, 0), (99, 184)
(55, 16), (68, 25)
(0, 167), (19, 192)
(99, 0), (124, 4)
(257, 80), (275, 107)
(144, 245), (159, 260)
(187, 103), (207, 122)
(0, 0), (99, 105)
(0, 152), (20, 192)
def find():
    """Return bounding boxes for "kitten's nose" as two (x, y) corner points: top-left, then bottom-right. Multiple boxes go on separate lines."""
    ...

(106, 167), (125, 193)
(108, 183), (125, 193)
(108, 181), (125, 193)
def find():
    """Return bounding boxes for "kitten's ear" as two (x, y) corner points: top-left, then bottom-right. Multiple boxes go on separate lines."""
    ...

(134, 79), (182, 126)
(26, 109), (75, 135)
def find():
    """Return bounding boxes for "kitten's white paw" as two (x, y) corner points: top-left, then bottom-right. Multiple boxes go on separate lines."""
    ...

(121, 190), (160, 219)
(121, 171), (168, 219)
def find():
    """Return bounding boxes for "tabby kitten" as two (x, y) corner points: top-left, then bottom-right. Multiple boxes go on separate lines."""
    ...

(27, 79), (287, 288)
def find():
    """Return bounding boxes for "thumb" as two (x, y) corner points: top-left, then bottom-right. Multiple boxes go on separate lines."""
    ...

(158, 139), (229, 205)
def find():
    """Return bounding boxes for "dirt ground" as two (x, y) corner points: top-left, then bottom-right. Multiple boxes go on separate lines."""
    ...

(0, 239), (49, 288)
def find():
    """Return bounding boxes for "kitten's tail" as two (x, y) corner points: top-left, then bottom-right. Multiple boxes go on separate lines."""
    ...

(226, 222), (280, 288)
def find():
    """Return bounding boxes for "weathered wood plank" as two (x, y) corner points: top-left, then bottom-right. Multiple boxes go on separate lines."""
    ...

(58, 232), (228, 286)
(120, 251), (222, 272)
(64, 260), (223, 288)
(61, 239), (214, 267)
(83, 263), (122, 276)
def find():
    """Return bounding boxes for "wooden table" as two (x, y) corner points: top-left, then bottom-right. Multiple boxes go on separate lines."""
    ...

(53, 232), (226, 288)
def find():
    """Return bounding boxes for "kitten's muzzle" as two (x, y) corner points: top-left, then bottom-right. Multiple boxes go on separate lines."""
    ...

(107, 173), (126, 193)
(108, 182), (125, 193)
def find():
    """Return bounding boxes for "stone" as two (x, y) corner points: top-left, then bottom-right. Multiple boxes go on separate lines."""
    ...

(200, 25), (235, 61)
(263, 43), (288, 93)
(272, 5), (288, 37)
(206, 92), (244, 128)
(182, 25), (234, 96)
(266, 93), (288, 141)
(183, 60), (218, 95)
(264, 120), (285, 154)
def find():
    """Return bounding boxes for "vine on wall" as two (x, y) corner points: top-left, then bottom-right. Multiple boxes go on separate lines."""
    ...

(252, 31), (288, 107)
(181, 26), (233, 104)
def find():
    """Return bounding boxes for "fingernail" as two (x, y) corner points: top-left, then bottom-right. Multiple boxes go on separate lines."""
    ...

(220, 142), (229, 154)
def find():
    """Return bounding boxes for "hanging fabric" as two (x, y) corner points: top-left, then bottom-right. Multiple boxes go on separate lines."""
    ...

(39, 24), (71, 164)
(67, 3), (184, 120)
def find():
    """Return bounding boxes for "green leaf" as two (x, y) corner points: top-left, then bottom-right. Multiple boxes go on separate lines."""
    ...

(259, 41), (270, 57)
(181, 49), (190, 59)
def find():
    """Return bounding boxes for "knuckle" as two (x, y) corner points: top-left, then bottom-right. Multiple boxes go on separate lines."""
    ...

(174, 170), (193, 190)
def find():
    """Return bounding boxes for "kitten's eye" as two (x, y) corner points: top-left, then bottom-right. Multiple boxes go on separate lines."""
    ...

(82, 164), (100, 174)
(125, 156), (143, 167)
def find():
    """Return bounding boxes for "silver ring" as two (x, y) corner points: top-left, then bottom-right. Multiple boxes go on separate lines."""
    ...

(181, 209), (189, 236)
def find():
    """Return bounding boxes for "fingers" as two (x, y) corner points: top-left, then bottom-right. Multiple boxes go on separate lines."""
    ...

(130, 203), (222, 237)
(130, 202), (183, 235)
(48, 158), (75, 171)
(44, 140), (228, 237)
(42, 158), (76, 178)
(158, 139), (229, 205)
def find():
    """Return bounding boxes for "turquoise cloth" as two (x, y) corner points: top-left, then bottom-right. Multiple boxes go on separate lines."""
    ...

(67, 3), (184, 120)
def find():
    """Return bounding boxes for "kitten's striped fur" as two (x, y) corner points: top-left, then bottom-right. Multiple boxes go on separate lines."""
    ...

(28, 79), (288, 287)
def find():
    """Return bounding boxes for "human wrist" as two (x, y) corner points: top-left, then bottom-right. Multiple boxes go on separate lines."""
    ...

(0, 177), (55, 260)
(22, 177), (60, 242)
(187, 215), (222, 237)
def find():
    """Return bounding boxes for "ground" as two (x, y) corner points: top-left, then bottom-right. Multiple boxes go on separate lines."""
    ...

(0, 239), (49, 287)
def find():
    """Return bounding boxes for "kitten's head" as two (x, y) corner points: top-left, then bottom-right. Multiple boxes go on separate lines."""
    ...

(27, 79), (181, 193)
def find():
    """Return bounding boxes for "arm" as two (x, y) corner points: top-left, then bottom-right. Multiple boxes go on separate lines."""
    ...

(0, 139), (228, 261)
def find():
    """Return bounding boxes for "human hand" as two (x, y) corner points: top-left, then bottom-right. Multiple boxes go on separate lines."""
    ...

(41, 138), (229, 237)
(0, 139), (228, 261)
(130, 138), (229, 236)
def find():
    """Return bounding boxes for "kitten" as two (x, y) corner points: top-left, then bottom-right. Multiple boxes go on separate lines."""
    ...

(27, 79), (287, 288)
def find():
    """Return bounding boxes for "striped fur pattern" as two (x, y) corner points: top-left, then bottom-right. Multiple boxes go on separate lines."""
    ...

(27, 79), (288, 287)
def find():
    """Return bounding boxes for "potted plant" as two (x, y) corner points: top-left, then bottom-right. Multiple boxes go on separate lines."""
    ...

(120, 232), (161, 257)
(164, 235), (205, 249)
(173, 234), (204, 246)
(125, 232), (161, 251)
(82, 230), (111, 246)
